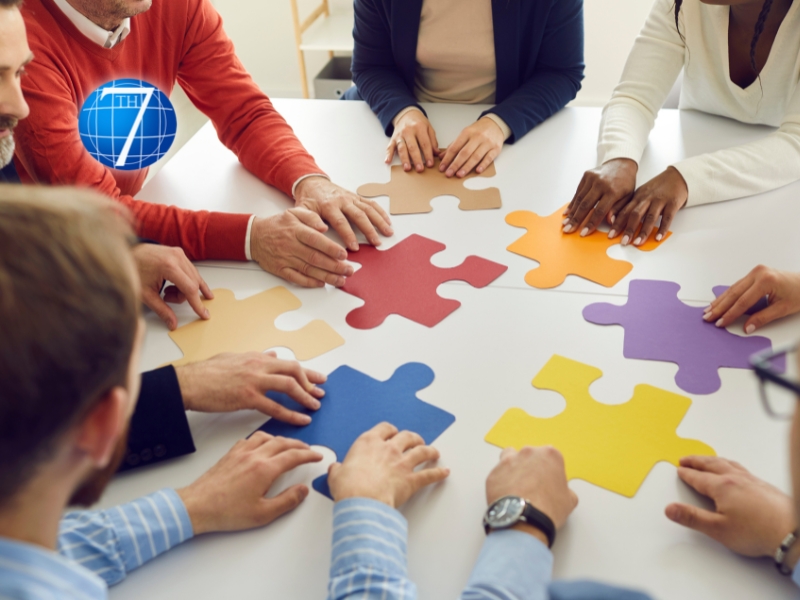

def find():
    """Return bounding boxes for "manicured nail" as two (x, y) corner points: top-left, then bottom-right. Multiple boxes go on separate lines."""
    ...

(703, 305), (712, 313)
(609, 214), (615, 224)
(621, 235), (630, 245)
(746, 324), (756, 334)
(562, 217), (569, 225)
(702, 312), (713, 321)
(299, 414), (312, 424)
(633, 237), (642, 246)
(404, 163), (410, 170)
(656, 233), (663, 241)
(608, 229), (616, 238)
(563, 224), (573, 233)
(715, 318), (723, 327)
(203, 309), (210, 318)
(580, 227), (589, 237)
(457, 170), (465, 177)
(311, 399), (321, 409)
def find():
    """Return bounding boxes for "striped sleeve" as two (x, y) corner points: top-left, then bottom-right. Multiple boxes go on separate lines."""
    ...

(58, 488), (194, 586)
(327, 498), (416, 600)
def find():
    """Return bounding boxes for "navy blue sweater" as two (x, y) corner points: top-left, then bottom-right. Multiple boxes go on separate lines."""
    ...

(349, 0), (585, 143)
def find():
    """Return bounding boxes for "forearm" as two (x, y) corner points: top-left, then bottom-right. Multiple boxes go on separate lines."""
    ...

(327, 498), (416, 600)
(58, 489), (194, 586)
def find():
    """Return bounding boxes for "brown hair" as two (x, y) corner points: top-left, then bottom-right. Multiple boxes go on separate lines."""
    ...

(0, 184), (139, 506)
(0, 0), (24, 8)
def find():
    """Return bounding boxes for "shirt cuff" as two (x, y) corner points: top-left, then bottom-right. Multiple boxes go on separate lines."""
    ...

(330, 498), (408, 578)
(792, 564), (800, 588)
(392, 106), (424, 128)
(107, 489), (194, 574)
(482, 113), (512, 141)
(291, 174), (329, 199)
(244, 214), (256, 261)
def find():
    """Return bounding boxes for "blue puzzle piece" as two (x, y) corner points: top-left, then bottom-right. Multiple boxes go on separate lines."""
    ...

(255, 362), (455, 499)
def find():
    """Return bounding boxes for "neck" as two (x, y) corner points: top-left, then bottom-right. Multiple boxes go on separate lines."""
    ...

(64, 0), (123, 31)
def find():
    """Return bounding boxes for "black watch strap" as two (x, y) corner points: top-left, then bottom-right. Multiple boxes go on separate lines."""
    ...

(521, 502), (556, 549)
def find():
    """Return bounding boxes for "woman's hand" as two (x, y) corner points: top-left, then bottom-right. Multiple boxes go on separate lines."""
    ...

(704, 266), (800, 333)
(563, 158), (638, 237)
(607, 166), (688, 246)
(387, 109), (440, 172)
(439, 116), (505, 178)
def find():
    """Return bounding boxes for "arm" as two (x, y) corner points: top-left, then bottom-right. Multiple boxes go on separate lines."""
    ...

(483, 0), (585, 144)
(351, 0), (424, 136)
(58, 489), (193, 586)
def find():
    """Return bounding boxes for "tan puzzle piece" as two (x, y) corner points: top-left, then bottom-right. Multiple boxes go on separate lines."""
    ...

(358, 158), (502, 215)
(167, 287), (344, 366)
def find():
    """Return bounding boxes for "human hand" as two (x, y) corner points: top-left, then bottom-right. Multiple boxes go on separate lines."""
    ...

(387, 108), (440, 172)
(606, 166), (688, 246)
(250, 209), (353, 288)
(327, 422), (450, 509)
(175, 351), (326, 426)
(132, 243), (213, 330)
(665, 456), (796, 558)
(486, 446), (578, 532)
(177, 433), (323, 534)
(704, 266), (800, 333)
(439, 116), (505, 178)
(563, 158), (638, 237)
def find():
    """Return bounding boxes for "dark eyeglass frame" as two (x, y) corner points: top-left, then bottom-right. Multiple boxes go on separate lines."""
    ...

(750, 343), (800, 419)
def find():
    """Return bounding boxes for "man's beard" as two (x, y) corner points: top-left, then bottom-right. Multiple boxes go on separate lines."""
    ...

(68, 426), (130, 508)
(0, 115), (17, 169)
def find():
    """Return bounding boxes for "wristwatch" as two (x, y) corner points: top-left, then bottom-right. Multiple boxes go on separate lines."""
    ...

(483, 495), (556, 548)
(775, 530), (799, 575)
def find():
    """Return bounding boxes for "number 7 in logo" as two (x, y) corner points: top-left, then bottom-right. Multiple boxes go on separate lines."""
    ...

(100, 86), (155, 168)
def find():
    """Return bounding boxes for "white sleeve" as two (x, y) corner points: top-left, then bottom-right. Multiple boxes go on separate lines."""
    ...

(596, 0), (686, 166)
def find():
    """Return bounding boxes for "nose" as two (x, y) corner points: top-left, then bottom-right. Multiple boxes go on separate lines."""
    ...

(0, 78), (29, 122)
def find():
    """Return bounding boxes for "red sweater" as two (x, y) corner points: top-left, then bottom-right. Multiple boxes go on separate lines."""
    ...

(16, 0), (324, 261)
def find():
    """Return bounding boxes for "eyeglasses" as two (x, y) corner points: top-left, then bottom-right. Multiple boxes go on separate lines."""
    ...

(750, 343), (800, 420)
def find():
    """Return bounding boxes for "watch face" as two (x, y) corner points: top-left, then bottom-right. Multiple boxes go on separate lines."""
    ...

(486, 496), (525, 529)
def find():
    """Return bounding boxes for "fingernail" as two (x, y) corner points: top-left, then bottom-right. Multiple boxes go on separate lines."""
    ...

(345, 266), (354, 276)
(446, 170), (454, 177)
(608, 229), (616, 238)
(703, 305), (712, 313)
(386, 227), (394, 235)
(300, 414), (312, 424)
(477, 167), (483, 173)
(715, 318), (723, 327)
(311, 399), (321, 409)
(339, 250), (348, 259)
(562, 217), (569, 225)
(702, 312), (713, 321)
(457, 171), (465, 177)
(416, 163), (422, 171)
(609, 214), (615, 224)
(580, 227), (589, 237)
(621, 235), (630, 245)
(633, 237), (642, 246)
(656, 233), (663, 241)
(563, 224), (573, 233)
(372, 237), (382, 246)
(746, 324), (756, 334)
(404, 163), (410, 170)
(203, 309), (210, 318)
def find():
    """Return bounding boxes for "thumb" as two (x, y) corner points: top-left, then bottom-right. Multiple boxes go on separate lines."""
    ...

(665, 502), (724, 538)
(260, 484), (309, 525)
(744, 301), (792, 333)
(142, 289), (177, 330)
(293, 207), (328, 233)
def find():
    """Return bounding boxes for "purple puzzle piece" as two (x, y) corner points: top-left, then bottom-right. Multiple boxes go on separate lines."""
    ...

(711, 286), (770, 316)
(583, 280), (785, 395)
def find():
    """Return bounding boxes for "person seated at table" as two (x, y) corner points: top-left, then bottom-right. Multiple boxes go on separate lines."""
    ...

(9, 0), (394, 290)
(0, 186), (331, 595)
(344, 0), (584, 179)
(563, 0), (800, 246)
(704, 265), (800, 334)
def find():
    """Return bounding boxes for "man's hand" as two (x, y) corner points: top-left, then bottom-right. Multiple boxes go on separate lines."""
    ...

(439, 117), (505, 178)
(327, 422), (450, 509)
(387, 108), (440, 173)
(177, 433), (323, 535)
(665, 456), (796, 558)
(486, 446), (578, 534)
(132, 243), (213, 330)
(175, 351), (326, 426)
(704, 266), (800, 333)
(563, 158), (638, 238)
(294, 176), (393, 252)
(250, 209), (353, 288)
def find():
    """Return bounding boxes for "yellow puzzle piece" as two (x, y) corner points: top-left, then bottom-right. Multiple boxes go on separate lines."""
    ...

(506, 204), (670, 289)
(167, 287), (344, 366)
(485, 355), (715, 497)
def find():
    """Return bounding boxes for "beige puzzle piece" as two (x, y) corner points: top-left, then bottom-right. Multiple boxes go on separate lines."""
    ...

(167, 287), (344, 366)
(358, 158), (502, 215)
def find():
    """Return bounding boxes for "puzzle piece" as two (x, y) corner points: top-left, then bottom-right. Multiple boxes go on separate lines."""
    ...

(712, 285), (770, 316)
(357, 158), (502, 215)
(485, 355), (715, 497)
(583, 280), (785, 395)
(505, 205), (670, 289)
(255, 362), (455, 498)
(167, 287), (344, 366)
(342, 234), (507, 329)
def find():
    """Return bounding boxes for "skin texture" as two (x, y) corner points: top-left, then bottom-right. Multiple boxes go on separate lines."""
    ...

(175, 351), (326, 426)
(704, 265), (800, 333)
(64, 0), (152, 30)
(327, 422), (450, 509)
(387, 109), (505, 178)
(0, 5), (31, 168)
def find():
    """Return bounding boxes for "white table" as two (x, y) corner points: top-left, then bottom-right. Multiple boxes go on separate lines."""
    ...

(102, 100), (800, 600)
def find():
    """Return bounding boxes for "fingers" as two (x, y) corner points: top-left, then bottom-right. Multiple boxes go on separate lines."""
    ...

(500, 447), (517, 460)
(439, 132), (468, 174)
(390, 430), (425, 452)
(370, 422), (399, 441)
(476, 150), (497, 175)
(279, 267), (326, 288)
(616, 197), (645, 246)
(405, 134), (425, 173)
(385, 138), (397, 165)
(744, 302), (792, 334)
(254, 398), (313, 426)
(676, 466), (718, 497)
(429, 126), (440, 159)
(168, 266), (211, 322)
(417, 128), (436, 168)
(261, 373), (321, 412)
(665, 502), (725, 538)
(714, 285), (770, 329)
(396, 138), (412, 171)
(445, 141), (480, 178)
(679, 455), (746, 475)
(142, 288), (179, 330)
(455, 145), (489, 178)
(259, 484), (309, 524)
(342, 202), (381, 248)
(257, 436), (312, 459)
(634, 203), (663, 246)
(291, 206), (331, 235)
(563, 187), (602, 235)
(268, 447), (325, 475)
(403, 444), (440, 468)
(655, 202), (678, 242)
(242, 430), (274, 450)
(409, 465), (450, 490)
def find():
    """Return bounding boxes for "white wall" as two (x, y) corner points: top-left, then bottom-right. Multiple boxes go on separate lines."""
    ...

(213, 0), (655, 105)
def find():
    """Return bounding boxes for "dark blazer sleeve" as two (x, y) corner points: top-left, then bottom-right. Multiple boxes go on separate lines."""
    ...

(118, 366), (196, 473)
(485, 0), (585, 143)
(549, 580), (652, 600)
(351, 0), (425, 136)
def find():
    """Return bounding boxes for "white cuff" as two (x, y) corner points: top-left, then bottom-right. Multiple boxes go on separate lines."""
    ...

(244, 214), (256, 261)
(392, 106), (423, 128)
(482, 113), (512, 141)
(291, 174), (329, 199)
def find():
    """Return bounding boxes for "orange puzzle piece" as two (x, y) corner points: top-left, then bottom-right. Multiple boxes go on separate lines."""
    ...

(357, 158), (502, 215)
(506, 205), (671, 289)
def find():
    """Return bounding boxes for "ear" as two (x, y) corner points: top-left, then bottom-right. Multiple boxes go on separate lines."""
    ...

(74, 387), (129, 468)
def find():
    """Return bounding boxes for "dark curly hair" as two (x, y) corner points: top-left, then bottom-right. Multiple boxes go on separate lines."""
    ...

(674, 0), (774, 74)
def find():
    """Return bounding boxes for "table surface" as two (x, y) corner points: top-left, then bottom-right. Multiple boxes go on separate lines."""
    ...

(102, 100), (800, 600)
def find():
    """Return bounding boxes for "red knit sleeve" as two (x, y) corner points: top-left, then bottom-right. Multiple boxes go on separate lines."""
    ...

(14, 59), (250, 261)
(175, 0), (324, 198)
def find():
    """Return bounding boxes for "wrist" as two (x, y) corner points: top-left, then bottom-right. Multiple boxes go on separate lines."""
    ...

(333, 490), (395, 509)
(293, 175), (327, 200)
(508, 521), (550, 547)
(174, 364), (196, 411)
(176, 485), (212, 535)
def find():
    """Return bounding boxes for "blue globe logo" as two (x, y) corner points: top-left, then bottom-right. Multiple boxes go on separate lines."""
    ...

(79, 79), (177, 171)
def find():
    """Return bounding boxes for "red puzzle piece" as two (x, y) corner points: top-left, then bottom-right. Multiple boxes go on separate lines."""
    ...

(342, 234), (507, 329)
